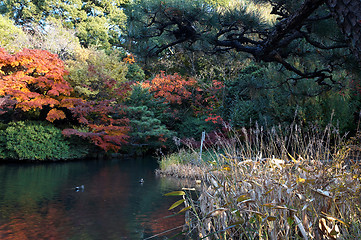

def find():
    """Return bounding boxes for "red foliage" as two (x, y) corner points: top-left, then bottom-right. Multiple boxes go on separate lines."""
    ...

(192, 79), (225, 118)
(205, 114), (224, 124)
(0, 48), (71, 115)
(61, 99), (130, 152)
(0, 48), (129, 151)
(141, 72), (196, 104)
(140, 72), (225, 122)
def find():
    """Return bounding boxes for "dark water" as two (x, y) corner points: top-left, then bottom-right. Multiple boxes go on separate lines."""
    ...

(0, 158), (187, 240)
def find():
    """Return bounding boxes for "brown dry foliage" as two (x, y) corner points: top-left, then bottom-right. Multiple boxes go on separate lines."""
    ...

(161, 124), (361, 239)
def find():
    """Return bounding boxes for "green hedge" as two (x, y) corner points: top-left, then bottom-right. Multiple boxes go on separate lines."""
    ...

(0, 121), (89, 161)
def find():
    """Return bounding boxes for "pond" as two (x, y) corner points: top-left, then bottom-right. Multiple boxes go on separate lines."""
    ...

(0, 158), (188, 239)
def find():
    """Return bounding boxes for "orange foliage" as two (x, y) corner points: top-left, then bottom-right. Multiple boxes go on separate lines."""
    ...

(46, 109), (66, 122)
(141, 72), (196, 104)
(140, 72), (225, 122)
(0, 48), (129, 151)
(123, 54), (136, 64)
(0, 48), (71, 116)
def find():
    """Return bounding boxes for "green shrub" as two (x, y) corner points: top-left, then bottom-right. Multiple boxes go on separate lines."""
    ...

(125, 84), (172, 124)
(0, 121), (89, 161)
(124, 85), (175, 152)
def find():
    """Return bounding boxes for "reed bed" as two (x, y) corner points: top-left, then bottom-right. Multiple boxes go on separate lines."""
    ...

(159, 123), (361, 239)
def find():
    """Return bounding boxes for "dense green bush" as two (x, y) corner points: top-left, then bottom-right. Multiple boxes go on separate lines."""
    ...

(0, 121), (89, 161)
(125, 85), (171, 123)
(126, 62), (145, 82)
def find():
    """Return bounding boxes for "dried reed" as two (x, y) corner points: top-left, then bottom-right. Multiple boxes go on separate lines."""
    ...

(160, 123), (361, 239)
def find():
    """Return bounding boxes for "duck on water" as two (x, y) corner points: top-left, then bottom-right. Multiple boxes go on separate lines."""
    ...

(74, 185), (84, 192)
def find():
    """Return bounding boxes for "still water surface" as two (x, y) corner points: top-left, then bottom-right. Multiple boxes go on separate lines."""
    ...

(0, 158), (186, 239)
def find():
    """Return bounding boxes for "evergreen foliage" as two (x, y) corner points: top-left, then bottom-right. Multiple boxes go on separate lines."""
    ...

(126, 106), (174, 148)
(0, 0), (129, 49)
(125, 62), (145, 82)
(125, 85), (170, 123)
(223, 64), (358, 132)
(125, 85), (174, 151)
(176, 116), (215, 140)
(126, 0), (360, 87)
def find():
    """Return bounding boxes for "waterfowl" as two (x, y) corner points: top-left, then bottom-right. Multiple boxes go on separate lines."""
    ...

(139, 178), (144, 183)
(75, 185), (84, 192)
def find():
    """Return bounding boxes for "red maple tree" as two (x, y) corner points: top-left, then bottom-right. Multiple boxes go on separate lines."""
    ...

(140, 72), (225, 120)
(0, 48), (129, 151)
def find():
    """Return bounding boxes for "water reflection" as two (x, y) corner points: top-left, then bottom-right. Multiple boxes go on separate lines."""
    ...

(0, 158), (188, 239)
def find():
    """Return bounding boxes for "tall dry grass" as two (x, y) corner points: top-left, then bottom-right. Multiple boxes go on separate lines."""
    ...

(160, 123), (361, 239)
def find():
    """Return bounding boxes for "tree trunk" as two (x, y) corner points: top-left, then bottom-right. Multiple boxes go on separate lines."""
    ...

(327, 0), (361, 61)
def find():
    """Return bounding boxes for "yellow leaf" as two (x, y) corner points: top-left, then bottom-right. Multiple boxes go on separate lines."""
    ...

(321, 212), (350, 227)
(305, 179), (316, 183)
(223, 165), (231, 171)
(164, 191), (186, 196)
(178, 206), (191, 214)
(288, 153), (298, 163)
(297, 177), (306, 183)
(237, 194), (250, 202)
(168, 199), (185, 210)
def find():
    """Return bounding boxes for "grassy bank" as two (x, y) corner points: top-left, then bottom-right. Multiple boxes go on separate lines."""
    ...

(158, 123), (361, 239)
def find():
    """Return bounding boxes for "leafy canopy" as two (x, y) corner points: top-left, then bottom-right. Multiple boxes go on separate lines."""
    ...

(0, 0), (129, 49)
(0, 48), (130, 152)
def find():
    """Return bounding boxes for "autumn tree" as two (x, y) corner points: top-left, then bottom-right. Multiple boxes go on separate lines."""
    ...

(141, 72), (224, 115)
(139, 72), (225, 138)
(65, 47), (131, 100)
(0, 48), (72, 121)
(0, 48), (130, 152)
(141, 72), (196, 105)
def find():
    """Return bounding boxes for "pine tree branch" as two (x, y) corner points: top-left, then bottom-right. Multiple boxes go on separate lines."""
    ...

(301, 31), (348, 49)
